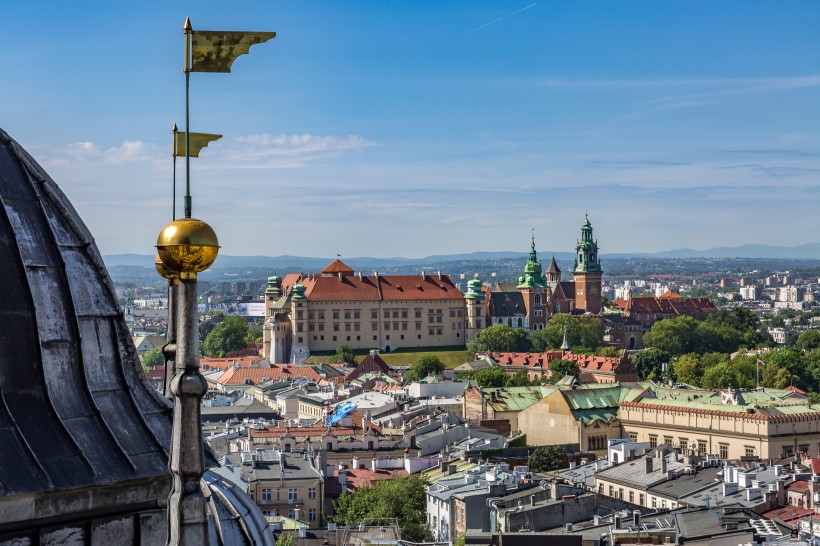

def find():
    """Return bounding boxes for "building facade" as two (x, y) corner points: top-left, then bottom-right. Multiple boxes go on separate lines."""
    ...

(262, 260), (484, 361)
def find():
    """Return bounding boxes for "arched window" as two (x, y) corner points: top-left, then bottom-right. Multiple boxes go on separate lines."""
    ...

(534, 294), (542, 306)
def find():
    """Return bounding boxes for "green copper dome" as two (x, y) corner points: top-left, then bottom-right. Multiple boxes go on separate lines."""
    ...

(465, 278), (485, 300)
(291, 283), (307, 300)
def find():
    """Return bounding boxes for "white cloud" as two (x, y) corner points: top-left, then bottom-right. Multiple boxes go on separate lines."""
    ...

(48, 140), (164, 167)
(222, 133), (377, 168)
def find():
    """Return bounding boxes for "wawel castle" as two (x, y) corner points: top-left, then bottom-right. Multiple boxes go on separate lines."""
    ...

(262, 216), (606, 362)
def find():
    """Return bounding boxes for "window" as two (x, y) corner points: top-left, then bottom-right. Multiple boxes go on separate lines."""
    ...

(319, 324), (324, 331)
(629, 432), (638, 441)
(354, 323), (360, 331)
(649, 435), (657, 449)
(262, 488), (272, 502)
(288, 488), (298, 501)
(309, 487), (316, 499)
(415, 309), (422, 318)
(384, 310), (390, 319)
(639, 494), (644, 506)
(372, 323), (378, 331)
(333, 323), (340, 331)
(401, 310), (408, 318)
(698, 440), (707, 455)
(608, 486), (613, 497)
(344, 311), (351, 319)
(678, 437), (688, 451)
(333, 311), (340, 320)
(309, 508), (317, 521)
(345, 323), (351, 331)
(308, 311), (315, 320)
(384, 322), (390, 331)
(393, 322), (399, 331)
(318, 311), (325, 320)
(663, 436), (673, 446)
(354, 311), (360, 319)
(371, 310), (378, 319)
(415, 322), (422, 330)
(288, 509), (295, 519)
(332, 336), (337, 342)
(629, 491), (634, 503)
(296, 310), (304, 320)
(392, 310), (399, 319)
(534, 294), (542, 305)
(745, 446), (756, 457)
(652, 497), (657, 508)
(402, 322), (408, 331)
(719, 444), (729, 459)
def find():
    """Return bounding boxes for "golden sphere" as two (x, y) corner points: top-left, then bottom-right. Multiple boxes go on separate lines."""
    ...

(154, 253), (177, 279)
(156, 218), (219, 274)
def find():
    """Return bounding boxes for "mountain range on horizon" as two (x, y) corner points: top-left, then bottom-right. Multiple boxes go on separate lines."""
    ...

(104, 242), (820, 270)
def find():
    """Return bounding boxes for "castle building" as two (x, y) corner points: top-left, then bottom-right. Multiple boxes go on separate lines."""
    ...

(487, 215), (604, 329)
(262, 259), (485, 361)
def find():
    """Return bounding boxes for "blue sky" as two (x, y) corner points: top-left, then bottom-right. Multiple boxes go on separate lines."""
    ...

(2, 1), (819, 258)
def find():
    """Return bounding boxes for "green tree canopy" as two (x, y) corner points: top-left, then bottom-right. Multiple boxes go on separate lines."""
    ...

(142, 347), (164, 368)
(405, 355), (445, 382)
(548, 359), (580, 383)
(643, 316), (699, 356)
(506, 369), (533, 387)
(471, 366), (509, 388)
(797, 330), (820, 353)
(529, 445), (565, 472)
(201, 315), (249, 357)
(331, 343), (357, 366)
(331, 476), (432, 542)
(467, 324), (531, 355)
(532, 314), (601, 352)
(632, 348), (671, 380)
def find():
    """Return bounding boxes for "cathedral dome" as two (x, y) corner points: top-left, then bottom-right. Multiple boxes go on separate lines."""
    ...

(0, 128), (272, 544)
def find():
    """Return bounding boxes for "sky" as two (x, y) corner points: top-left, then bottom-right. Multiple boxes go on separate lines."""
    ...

(1, 1), (819, 258)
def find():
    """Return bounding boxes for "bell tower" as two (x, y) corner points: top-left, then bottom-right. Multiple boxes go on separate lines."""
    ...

(516, 231), (548, 330)
(573, 214), (603, 313)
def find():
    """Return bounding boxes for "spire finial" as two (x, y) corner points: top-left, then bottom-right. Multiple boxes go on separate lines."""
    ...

(531, 227), (535, 250)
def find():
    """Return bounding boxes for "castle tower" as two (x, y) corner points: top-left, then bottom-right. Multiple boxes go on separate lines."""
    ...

(289, 282), (310, 363)
(464, 277), (486, 342)
(262, 275), (285, 364)
(516, 233), (548, 330)
(573, 214), (603, 313)
(546, 256), (561, 289)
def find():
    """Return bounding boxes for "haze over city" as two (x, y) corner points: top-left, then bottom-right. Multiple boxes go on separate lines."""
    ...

(2, 1), (819, 258)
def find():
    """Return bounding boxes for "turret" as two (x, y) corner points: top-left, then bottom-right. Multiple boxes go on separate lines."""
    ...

(465, 277), (485, 342)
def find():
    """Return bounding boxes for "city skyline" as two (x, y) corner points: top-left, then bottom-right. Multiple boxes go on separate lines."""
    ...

(2, 1), (819, 257)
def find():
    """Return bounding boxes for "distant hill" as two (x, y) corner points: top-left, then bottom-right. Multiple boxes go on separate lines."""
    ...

(104, 243), (820, 271)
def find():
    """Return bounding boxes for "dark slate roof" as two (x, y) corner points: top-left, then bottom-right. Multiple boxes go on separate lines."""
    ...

(0, 128), (172, 497)
(489, 292), (527, 317)
(0, 128), (273, 544)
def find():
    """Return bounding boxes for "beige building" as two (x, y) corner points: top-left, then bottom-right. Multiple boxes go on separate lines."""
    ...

(620, 386), (820, 460)
(217, 450), (325, 528)
(262, 260), (485, 362)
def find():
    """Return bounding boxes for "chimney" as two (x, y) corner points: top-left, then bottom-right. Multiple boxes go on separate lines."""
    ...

(645, 456), (653, 474)
(661, 457), (667, 474)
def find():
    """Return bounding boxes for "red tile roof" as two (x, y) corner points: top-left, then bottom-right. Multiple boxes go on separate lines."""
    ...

(485, 351), (627, 375)
(334, 467), (408, 491)
(625, 296), (717, 317)
(811, 458), (820, 476)
(200, 356), (265, 371)
(659, 290), (683, 298)
(786, 385), (808, 395)
(760, 505), (811, 522)
(321, 259), (355, 275)
(216, 364), (326, 386)
(787, 480), (811, 493)
(282, 271), (463, 302)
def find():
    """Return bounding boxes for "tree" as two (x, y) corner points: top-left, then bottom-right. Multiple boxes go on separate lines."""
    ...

(471, 367), (509, 388)
(467, 324), (531, 355)
(547, 359), (580, 383)
(247, 323), (263, 343)
(142, 347), (164, 368)
(405, 355), (445, 382)
(797, 330), (820, 353)
(331, 477), (432, 542)
(631, 348), (671, 381)
(276, 535), (293, 546)
(700, 358), (755, 389)
(671, 353), (704, 387)
(506, 369), (533, 387)
(331, 343), (358, 366)
(643, 316), (699, 356)
(532, 314), (601, 352)
(201, 315), (249, 357)
(529, 445), (565, 472)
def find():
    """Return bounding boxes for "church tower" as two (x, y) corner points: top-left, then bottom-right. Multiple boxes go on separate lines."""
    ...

(464, 277), (485, 342)
(573, 214), (603, 313)
(516, 232), (548, 330)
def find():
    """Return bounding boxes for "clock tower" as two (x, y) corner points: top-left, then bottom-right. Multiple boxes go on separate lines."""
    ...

(573, 214), (603, 313)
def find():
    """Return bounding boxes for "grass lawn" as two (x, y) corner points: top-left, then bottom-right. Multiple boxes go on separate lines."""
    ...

(305, 347), (469, 369)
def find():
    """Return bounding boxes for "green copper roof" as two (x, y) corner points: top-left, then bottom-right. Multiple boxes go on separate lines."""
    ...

(464, 278), (485, 300)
